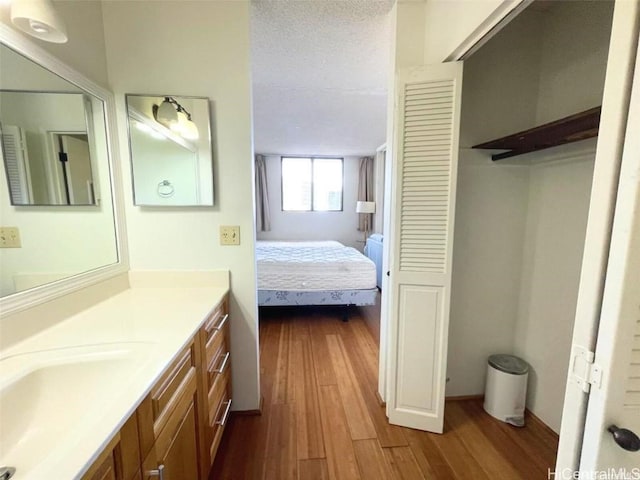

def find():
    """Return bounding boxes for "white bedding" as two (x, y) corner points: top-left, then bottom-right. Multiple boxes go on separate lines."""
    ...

(256, 241), (376, 291)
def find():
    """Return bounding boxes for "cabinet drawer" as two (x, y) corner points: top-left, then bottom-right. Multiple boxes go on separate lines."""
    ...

(210, 390), (232, 461)
(205, 325), (226, 370)
(203, 300), (228, 342)
(207, 347), (230, 388)
(207, 359), (230, 421)
(151, 347), (194, 424)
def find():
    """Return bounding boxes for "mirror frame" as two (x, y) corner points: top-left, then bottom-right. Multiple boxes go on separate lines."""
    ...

(0, 24), (128, 315)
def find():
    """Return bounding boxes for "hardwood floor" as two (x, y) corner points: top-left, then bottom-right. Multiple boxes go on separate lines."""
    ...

(210, 307), (558, 479)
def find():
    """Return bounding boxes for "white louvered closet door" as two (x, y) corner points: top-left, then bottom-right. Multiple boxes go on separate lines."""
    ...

(387, 62), (462, 433)
(0, 125), (32, 204)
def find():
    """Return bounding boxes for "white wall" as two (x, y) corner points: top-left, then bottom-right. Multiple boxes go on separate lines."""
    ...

(447, 8), (542, 397)
(423, 0), (523, 63)
(256, 155), (364, 249)
(102, 0), (259, 411)
(514, 148), (595, 432)
(534, 1), (614, 125)
(395, 1), (427, 70)
(458, 10), (543, 148)
(447, 149), (529, 396)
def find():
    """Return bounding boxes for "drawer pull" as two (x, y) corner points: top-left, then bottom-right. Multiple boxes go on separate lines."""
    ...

(148, 464), (165, 480)
(214, 314), (229, 331)
(214, 352), (230, 374)
(216, 399), (232, 426)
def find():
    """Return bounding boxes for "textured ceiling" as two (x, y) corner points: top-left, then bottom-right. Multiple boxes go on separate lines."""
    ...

(251, 0), (393, 156)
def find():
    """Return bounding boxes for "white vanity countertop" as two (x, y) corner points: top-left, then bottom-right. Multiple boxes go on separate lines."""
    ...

(0, 273), (229, 480)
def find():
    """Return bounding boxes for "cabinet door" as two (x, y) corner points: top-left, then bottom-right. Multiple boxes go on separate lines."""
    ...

(82, 415), (140, 480)
(143, 400), (199, 480)
(84, 454), (117, 480)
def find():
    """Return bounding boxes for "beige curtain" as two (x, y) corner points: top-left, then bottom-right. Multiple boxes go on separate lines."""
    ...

(255, 154), (271, 232)
(357, 156), (374, 231)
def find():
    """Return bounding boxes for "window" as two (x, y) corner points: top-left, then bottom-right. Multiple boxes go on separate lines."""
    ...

(281, 157), (343, 211)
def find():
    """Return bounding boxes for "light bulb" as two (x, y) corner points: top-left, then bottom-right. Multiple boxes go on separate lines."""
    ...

(156, 99), (178, 126)
(182, 119), (199, 140)
(29, 19), (50, 33)
(170, 114), (185, 134)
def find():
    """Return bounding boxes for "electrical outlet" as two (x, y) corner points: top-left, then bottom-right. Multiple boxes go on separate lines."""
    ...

(0, 227), (21, 248)
(220, 226), (240, 245)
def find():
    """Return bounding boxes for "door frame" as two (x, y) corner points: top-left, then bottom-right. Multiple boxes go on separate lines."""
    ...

(46, 130), (88, 204)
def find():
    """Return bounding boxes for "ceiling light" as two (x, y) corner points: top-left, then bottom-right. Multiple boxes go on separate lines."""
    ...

(11, 0), (68, 44)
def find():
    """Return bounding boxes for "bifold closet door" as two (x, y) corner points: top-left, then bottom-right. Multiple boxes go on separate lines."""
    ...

(386, 62), (462, 433)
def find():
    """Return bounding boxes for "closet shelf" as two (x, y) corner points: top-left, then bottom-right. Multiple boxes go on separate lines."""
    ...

(472, 106), (601, 161)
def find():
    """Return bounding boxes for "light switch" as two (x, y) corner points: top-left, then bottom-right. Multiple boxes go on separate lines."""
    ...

(0, 227), (21, 248)
(220, 226), (240, 245)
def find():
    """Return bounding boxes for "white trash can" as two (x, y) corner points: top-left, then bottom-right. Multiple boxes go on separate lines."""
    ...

(483, 354), (529, 427)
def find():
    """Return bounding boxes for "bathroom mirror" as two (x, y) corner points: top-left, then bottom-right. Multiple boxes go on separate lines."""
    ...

(0, 38), (121, 303)
(126, 94), (213, 207)
(126, 94), (213, 206)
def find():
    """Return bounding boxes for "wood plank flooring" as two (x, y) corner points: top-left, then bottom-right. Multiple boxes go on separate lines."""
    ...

(210, 307), (558, 479)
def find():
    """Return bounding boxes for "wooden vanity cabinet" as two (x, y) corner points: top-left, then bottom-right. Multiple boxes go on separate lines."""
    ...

(82, 295), (231, 480)
(198, 298), (232, 467)
(81, 415), (141, 480)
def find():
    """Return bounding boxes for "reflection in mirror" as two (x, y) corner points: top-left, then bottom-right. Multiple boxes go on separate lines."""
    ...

(126, 94), (213, 206)
(0, 42), (118, 298)
(0, 91), (97, 205)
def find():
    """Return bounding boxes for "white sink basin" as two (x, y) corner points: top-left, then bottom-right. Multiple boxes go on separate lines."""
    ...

(0, 343), (156, 479)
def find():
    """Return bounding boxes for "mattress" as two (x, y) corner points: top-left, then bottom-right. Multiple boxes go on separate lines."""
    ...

(256, 241), (376, 291)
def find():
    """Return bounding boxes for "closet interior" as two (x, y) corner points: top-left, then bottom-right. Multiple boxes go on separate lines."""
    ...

(446, 0), (615, 437)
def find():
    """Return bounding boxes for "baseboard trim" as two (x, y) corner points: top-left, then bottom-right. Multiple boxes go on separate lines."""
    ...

(232, 396), (264, 416)
(525, 408), (560, 440)
(375, 390), (386, 407)
(443, 394), (559, 438)
(445, 394), (484, 402)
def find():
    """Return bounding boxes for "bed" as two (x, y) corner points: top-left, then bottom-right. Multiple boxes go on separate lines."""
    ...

(256, 240), (378, 307)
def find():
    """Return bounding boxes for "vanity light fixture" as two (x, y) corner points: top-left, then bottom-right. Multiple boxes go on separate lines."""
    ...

(153, 96), (199, 140)
(155, 97), (179, 126)
(11, 0), (68, 43)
